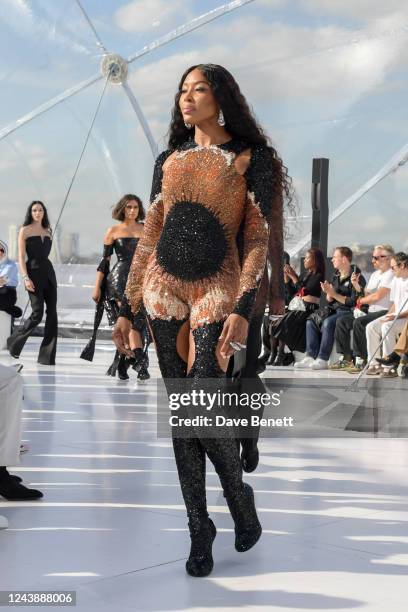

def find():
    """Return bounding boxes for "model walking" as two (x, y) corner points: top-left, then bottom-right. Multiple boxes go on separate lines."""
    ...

(81, 194), (150, 380)
(113, 64), (290, 576)
(7, 201), (58, 365)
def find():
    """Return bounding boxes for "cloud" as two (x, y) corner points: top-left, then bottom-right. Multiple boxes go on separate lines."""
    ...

(206, 15), (407, 106)
(114, 0), (189, 33)
(0, 140), (48, 178)
(127, 13), (407, 126)
(299, 0), (408, 21)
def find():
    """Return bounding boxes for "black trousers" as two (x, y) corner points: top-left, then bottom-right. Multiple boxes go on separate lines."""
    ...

(335, 310), (387, 359)
(0, 287), (22, 317)
(353, 310), (387, 359)
(7, 279), (58, 364)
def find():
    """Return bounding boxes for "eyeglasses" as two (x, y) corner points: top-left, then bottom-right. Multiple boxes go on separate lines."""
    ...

(372, 255), (388, 260)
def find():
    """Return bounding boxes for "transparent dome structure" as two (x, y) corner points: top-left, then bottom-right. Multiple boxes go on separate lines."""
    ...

(1, 0), (407, 331)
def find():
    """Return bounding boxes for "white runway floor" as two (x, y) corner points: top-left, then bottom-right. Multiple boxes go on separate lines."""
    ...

(1, 338), (408, 611)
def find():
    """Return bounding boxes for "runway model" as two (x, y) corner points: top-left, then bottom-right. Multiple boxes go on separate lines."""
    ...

(113, 64), (290, 576)
(7, 201), (58, 365)
(82, 194), (150, 381)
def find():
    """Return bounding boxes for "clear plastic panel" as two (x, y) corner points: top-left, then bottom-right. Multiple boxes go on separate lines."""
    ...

(1, 0), (407, 331)
(329, 162), (408, 273)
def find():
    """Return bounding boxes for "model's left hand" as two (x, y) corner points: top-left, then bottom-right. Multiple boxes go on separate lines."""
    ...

(219, 313), (248, 359)
(0, 276), (6, 287)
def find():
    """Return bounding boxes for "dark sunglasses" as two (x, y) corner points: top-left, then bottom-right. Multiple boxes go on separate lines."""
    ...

(0, 248), (5, 253)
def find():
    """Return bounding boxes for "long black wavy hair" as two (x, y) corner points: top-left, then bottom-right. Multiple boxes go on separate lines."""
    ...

(307, 247), (326, 279)
(23, 200), (52, 231)
(167, 63), (293, 209)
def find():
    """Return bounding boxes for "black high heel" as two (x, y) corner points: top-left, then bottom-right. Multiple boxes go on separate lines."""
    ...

(186, 518), (216, 577)
(272, 352), (285, 366)
(376, 352), (401, 367)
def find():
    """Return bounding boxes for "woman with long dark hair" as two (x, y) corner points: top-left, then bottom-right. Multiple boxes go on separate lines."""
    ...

(113, 64), (291, 577)
(271, 247), (325, 358)
(81, 194), (150, 380)
(7, 201), (58, 364)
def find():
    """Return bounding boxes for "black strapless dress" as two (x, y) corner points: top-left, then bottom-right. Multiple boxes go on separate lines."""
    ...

(105, 237), (139, 314)
(80, 236), (150, 366)
(25, 236), (57, 289)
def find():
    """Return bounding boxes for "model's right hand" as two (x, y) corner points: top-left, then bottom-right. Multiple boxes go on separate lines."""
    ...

(112, 316), (133, 356)
(24, 278), (35, 293)
(92, 287), (101, 303)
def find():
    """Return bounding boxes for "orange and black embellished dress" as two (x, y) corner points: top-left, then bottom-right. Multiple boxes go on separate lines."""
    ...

(124, 139), (275, 379)
(122, 139), (277, 546)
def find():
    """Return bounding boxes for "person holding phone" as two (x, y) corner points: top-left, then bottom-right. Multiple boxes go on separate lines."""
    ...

(332, 244), (394, 372)
(295, 246), (366, 370)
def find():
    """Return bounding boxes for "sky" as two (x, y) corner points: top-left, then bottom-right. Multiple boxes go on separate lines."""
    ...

(0, 0), (408, 260)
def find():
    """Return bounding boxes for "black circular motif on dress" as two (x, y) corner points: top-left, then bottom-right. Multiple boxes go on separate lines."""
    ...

(156, 201), (227, 281)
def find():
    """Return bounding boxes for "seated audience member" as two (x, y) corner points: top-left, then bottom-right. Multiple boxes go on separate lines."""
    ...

(332, 244), (394, 371)
(0, 240), (22, 318)
(271, 247), (325, 363)
(365, 252), (408, 375)
(0, 363), (43, 506)
(376, 319), (408, 378)
(259, 251), (291, 368)
(295, 246), (366, 370)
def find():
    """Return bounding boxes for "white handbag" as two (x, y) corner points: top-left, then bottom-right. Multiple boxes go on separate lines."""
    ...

(288, 295), (306, 312)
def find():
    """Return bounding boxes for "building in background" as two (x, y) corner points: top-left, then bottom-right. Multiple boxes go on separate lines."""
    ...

(8, 225), (18, 260)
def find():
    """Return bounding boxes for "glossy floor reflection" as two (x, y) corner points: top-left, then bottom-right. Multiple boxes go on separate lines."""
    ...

(1, 339), (408, 611)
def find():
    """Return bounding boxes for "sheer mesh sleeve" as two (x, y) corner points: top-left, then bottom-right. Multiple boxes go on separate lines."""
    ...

(232, 145), (275, 321)
(124, 150), (171, 315)
(96, 243), (114, 275)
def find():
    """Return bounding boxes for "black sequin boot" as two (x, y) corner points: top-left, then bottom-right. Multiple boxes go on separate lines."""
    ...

(117, 354), (130, 380)
(226, 483), (262, 552)
(186, 517), (216, 577)
(241, 446), (259, 473)
(137, 364), (150, 380)
(128, 348), (145, 372)
(136, 350), (150, 380)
